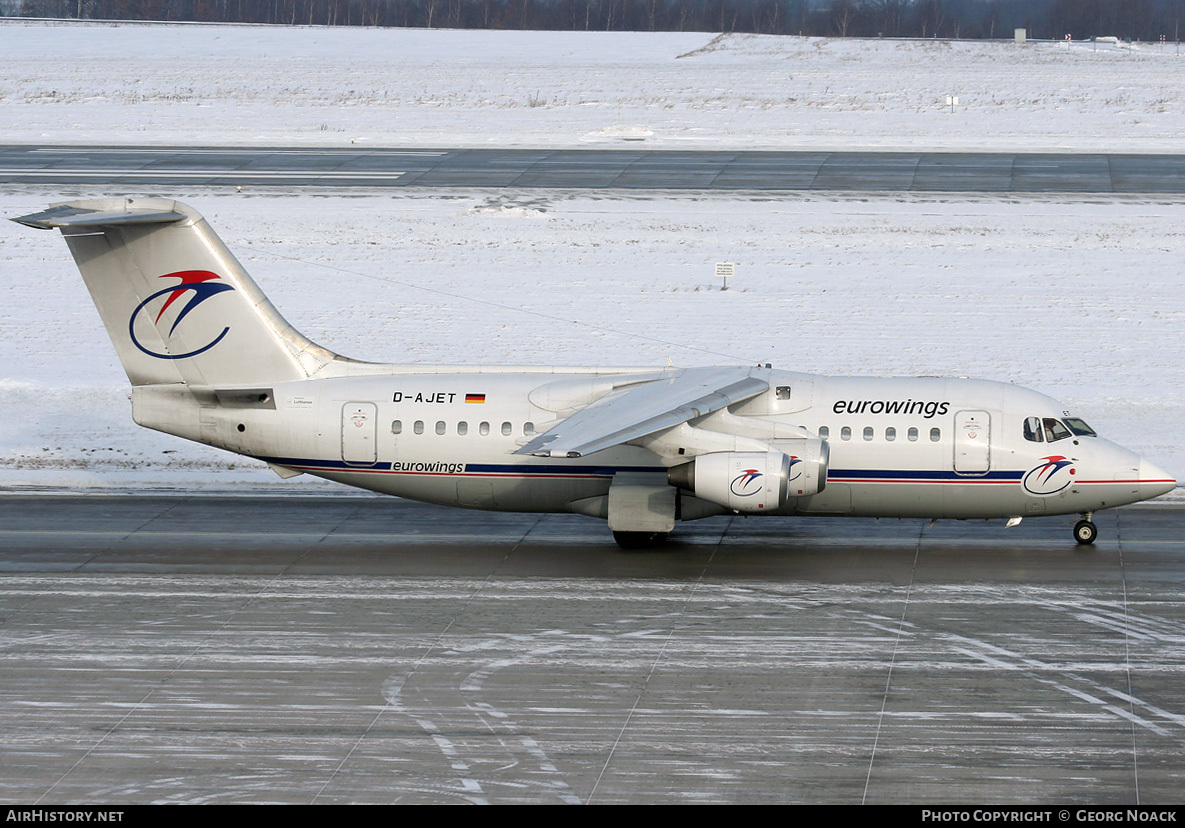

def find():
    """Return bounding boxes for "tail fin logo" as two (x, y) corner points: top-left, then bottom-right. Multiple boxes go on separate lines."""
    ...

(129, 270), (235, 360)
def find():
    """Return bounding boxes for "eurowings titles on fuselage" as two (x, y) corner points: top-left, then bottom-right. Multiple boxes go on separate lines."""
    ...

(14, 198), (1176, 547)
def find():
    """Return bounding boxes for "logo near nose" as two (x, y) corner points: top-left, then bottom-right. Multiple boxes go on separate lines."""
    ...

(1022, 455), (1075, 495)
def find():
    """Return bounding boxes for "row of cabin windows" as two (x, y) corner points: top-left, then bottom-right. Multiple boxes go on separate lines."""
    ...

(818, 425), (941, 443)
(392, 420), (536, 437)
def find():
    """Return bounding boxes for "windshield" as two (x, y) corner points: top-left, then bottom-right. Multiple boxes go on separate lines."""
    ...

(1063, 417), (1097, 437)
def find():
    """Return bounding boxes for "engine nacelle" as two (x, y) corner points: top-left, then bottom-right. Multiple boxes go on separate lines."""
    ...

(668, 442), (828, 514)
(774, 438), (829, 499)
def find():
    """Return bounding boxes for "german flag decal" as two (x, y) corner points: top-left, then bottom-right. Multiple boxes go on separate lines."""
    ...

(465, 393), (486, 404)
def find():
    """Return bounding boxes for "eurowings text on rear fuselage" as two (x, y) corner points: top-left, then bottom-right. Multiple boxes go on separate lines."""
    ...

(14, 198), (1176, 547)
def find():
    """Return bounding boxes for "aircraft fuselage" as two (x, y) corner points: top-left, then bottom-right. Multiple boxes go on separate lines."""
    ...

(131, 367), (1173, 522)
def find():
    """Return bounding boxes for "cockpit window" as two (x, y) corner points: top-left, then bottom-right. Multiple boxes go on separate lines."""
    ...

(1043, 417), (1071, 442)
(1023, 416), (1043, 442)
(1063, 417), (1097, 437)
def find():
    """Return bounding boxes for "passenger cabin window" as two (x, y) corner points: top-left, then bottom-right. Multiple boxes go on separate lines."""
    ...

(524, 422), (535, 435)
(886, 427), (896, 442)
(929, 427), (941, 442)
(501, 422), (512, 436)
(818, 426), (829, 440)
(1023, 416), (1043, 442)
(458, 422), (468, 436)
(863, 426), (874, 441)
(908, 427), (918, 442)
(391, 420), (402, 435)
(435, 421), (446, 435)
(480, 421), (490, 436)
(841, 426), (852, 441)
(1043, 417), (1071, 442)
(413, 420), (424, 435)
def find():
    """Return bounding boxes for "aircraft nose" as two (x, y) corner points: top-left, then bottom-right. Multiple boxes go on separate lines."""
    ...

(1139, 458), (1177, 500)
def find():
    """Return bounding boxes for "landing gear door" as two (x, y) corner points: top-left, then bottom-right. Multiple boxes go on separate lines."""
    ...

(342, 402), (377, 466)
(954, 409), (990, 475)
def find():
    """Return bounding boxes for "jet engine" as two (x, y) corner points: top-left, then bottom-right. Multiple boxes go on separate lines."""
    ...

(667, 441), (828, 513)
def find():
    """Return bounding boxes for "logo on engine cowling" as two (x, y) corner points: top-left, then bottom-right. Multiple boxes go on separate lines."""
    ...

(788, 455), (802, 482)
(128, 270), (234, 360)
(1022, 455), (1075, 495)
(730, 469), (763, 497)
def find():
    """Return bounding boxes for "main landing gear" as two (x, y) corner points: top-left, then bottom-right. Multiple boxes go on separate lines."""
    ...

(612, 531), (669, 550)
(1073, 512), (1098, 546)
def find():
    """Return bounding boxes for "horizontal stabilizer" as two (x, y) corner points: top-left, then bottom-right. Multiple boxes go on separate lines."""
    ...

(13, 203), (187, 230)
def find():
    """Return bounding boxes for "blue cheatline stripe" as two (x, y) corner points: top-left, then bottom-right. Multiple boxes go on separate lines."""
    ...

(254, 455), (665, 476)
(255, 455), (1026, 482)
(829, 469), (1024, 481)
(464, 462), (665, 476)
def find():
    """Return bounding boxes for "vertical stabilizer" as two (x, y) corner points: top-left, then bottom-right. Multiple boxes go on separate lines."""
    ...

(14, 198), (336, 387)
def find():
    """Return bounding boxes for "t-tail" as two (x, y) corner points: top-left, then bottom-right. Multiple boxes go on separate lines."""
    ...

(14, 197), (337, 388)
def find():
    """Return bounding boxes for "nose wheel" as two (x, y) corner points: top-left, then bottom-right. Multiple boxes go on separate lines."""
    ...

(1073, 515), (1098, 545)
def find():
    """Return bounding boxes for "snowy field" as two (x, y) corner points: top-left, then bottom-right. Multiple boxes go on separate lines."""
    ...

(2, 20), (1185, 151)
(0, 22), (1181, 493)
(3, 190), (1183, 491)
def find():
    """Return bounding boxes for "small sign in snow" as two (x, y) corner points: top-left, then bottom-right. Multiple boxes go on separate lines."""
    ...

(715, 261), (734, 290)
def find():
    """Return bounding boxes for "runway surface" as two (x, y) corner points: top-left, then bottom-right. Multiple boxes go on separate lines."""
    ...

(5, 145), (1185, 192)
(2, 494), (1183, 804)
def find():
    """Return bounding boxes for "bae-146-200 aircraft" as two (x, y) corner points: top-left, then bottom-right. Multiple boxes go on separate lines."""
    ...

(15, 198), (1177, 547)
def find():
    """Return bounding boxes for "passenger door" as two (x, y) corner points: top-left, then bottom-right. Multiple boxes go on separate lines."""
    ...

(341, 402), (377, 465)
(953, 409), (990, 475)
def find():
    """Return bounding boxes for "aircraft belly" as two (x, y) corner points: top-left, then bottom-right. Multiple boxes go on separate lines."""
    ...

(459, 475), (610, 512)
(845, 482), (943, 518)
(842, 480), (1011, 519)
(789, 484), (853, 516)
(286, 452), (618, 513)
(940, 481), (1005, 518)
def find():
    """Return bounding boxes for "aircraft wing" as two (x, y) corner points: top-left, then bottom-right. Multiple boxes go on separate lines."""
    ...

(516, 367), (768, 458)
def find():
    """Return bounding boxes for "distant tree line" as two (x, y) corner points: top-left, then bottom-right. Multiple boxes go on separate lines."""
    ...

(7, 0), (1185, 41)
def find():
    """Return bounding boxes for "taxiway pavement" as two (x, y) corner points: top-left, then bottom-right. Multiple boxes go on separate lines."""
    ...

(2, 495), (1183, 804)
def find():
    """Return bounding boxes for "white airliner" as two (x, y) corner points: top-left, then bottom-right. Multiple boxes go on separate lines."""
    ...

(15, 198), (1176, 547)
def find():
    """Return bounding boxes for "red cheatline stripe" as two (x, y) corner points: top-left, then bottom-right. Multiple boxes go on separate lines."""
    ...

(1077, 479), (1177, 484)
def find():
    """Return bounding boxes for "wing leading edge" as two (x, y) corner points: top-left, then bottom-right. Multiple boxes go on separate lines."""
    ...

(516, 367), (769, 458)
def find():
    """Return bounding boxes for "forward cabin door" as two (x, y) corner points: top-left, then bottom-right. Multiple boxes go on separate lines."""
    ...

(953, 409), (991, 474)
(342, 402), (377, 465)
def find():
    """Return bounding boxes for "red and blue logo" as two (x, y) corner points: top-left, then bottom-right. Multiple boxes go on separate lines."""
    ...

(1022, 455), (1075, 495)
(730, 468), (763, 497)
(128, 270), (234, 360)
(788, 455), (802, 482)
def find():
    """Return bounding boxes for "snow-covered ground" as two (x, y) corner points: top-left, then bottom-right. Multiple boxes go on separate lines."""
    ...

(0, 22), (1181, 493)
(2, 20), (1184, 151)
(2, 190), (1182, 491)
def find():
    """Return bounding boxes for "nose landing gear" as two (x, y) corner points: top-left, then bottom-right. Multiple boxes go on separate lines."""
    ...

(1073, 513), (1097, 545)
